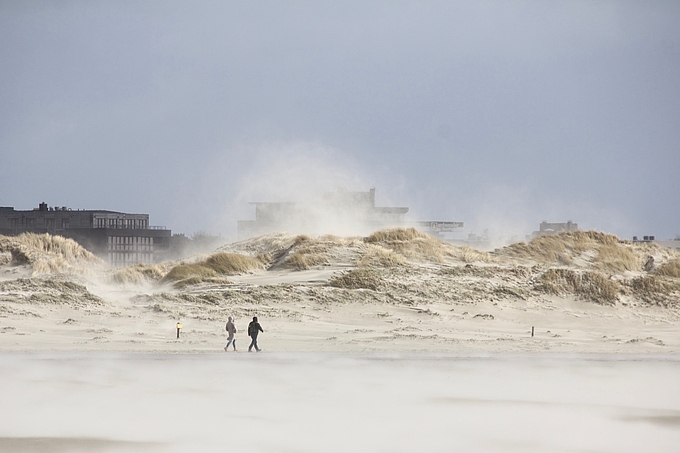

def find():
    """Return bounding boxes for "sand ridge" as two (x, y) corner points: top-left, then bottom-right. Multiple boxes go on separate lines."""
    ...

(1, 229), (679, 353)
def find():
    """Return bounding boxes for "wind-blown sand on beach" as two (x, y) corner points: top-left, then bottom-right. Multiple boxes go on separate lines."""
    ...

(2, 230), (680, 452)
(2, 353), (679, 453)
(1, 229), (679, 353)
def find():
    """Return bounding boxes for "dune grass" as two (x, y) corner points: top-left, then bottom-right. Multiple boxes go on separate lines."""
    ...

(219, 233), (300, 257)
(282, 245), (328, 270)
(498, 230), (645, 273)
(441, 264), (531, 280)
(329, 268), (383, 290)
(655, 258), (680, 278)
(161, 252), (263, 287)
(278, 235), (354, 270)
(0, 251), (10, 266)
(14, 233), (101, 262)
(626, 275), (679, 305)
(204, 252), (265, 274)
(173, 276), (233, 289)
(110, 263), (170, 285)
(162, 262), (218, 282)
(358, 244), (406, 268)
(450, 246), (495, 263)
(595, 244), (640, 273)
(365, 228), (494, 264)
(501, 233), (572, 263)
(0, 233), (102, 264)
(365, 228), (430, 243)
(286, 250), (328, 270)
(294, 234), (312, 245)
(535, 268), (619, 304)
(0, 233), (104, 277)
(243, 234), (359, 271)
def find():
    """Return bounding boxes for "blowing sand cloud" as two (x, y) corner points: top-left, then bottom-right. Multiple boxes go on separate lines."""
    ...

(173, 141), (380, 238)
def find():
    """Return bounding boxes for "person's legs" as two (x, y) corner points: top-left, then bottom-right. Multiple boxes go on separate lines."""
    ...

(253, 338), (260, 352)
(248, 338), (255, 352)
(232, 339), (237, 351)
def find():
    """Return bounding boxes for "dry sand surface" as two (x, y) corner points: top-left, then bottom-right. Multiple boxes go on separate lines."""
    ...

(2, 230), (680, 452)
(1, 353), (679, 453)
(1, 229), (680, 354)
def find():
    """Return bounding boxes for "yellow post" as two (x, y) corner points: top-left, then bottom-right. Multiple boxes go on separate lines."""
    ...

(176, 322), (183, 339)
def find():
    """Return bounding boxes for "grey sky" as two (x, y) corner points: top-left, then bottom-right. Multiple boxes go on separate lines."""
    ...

(1, 1), (678, 240)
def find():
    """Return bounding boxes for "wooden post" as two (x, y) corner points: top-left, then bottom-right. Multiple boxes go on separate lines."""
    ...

(531, 326), (534, 337)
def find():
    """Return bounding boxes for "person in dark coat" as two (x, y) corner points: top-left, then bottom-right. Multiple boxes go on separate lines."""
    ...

(247, 316), (264, 352)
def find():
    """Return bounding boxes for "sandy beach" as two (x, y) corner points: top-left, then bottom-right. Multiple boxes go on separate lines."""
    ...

(1, 353), (679, 453)
(1, 229), (679, 354)
(1, 230), (680, 452)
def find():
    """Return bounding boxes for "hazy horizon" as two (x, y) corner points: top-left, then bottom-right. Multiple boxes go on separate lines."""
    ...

(1, 1), (679, 241)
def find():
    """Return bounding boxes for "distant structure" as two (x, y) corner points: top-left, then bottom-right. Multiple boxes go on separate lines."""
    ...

(527, 221), (579, 240)
(237, 188), (463, 240)
(414, 221), (465, 240)
(238, 188), (408, 239)
(0, 202), (171, 266)
(632, 235), (680, 252)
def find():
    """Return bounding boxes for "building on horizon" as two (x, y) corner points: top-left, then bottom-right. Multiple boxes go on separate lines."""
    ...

(527, 221), (579, 240)
(413, 221), (465, 240)
(0, 202), (171, 266)
(237, 188), (408, 239)
(632, 235), (680, 252)
(237, 188), (464, 240)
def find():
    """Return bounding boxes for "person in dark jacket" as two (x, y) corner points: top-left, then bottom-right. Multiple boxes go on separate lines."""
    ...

(247, 316), (264, 352)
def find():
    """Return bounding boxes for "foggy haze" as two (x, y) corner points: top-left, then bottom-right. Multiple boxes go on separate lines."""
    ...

(1, 1), (679, 240)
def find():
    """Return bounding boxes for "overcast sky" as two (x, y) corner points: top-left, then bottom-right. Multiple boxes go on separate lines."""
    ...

(1, 1), (678, 240)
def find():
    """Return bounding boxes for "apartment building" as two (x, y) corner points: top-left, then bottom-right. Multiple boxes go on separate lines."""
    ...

(0, 202), (171, 266)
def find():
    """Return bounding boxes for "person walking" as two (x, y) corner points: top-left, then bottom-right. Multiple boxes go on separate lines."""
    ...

(224, 316), (237, 352)
(247, 316), (264, 352)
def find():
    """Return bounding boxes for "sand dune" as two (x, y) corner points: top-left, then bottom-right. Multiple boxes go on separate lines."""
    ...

(1, 229), (679, 353)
